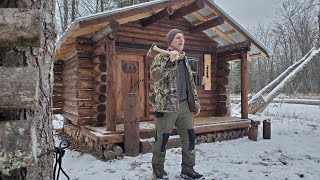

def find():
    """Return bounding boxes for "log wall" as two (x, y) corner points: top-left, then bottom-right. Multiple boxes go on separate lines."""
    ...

(55, 17), (233, 126)
(116, 18), (224, 117)
(214, 59), (230, 116)
(53, 60), (64, 114)
(53, 38), (96, 126)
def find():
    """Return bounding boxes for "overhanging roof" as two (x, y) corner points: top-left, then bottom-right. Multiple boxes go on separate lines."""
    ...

(54, 0), (272, 60)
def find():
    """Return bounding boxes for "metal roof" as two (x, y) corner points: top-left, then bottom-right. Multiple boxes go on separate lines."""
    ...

(55, 0), (272, 60)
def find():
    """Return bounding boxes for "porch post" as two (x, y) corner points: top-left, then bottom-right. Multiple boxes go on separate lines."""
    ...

(106, 33), (117, 130)
(124, 93), (140, 156)
(240, 49), (248, 119)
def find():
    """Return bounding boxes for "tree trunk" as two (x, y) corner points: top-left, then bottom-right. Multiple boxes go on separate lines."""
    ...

(0, 0), (56, 179)
(63, 0), (68, 32)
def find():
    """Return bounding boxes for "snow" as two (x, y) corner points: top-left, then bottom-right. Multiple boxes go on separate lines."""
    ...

(53, 102), (320, 180)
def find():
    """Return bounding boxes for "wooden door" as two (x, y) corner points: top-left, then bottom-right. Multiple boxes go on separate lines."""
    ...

(116, 54), (145, 122)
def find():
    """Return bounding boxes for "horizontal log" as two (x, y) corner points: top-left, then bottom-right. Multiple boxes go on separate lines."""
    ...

(77, 90), (94, 99)
(0, 67), (38, 108)
(189, 16), (224, 34)
(78, 100), (94, 107)
(92, 20), (120, 42)
(63, 92), (76, 100)
(169, 0), (205, 20)
(141, 6), (174, 27)
(93, 55), (106, 64)
(215, 106), (228, 116)
(216, 95), (227, 101)
(53, 108), (63, 114)
(53, 86), (63, 94)
(52, 95), (64, 103)
(216, 61), (230, 69)
(93, 113), (106, 126)
(63, 113), (92, 126)
(78, 68), (94, 78)
(93, 104), (106, 113)
(95, 73), (107, 83)
(216, 68), (230, 77)
(215, 85), (227, 94)
(94, 94), (107, 103)
(78, 79), (94, 89)
(216, 77), (228, 85)
(63, 105), (78, 115)
(79, 60), (94, 69)
(95, 84), (107, 94)
(0, 8), (41, 47)
(64, 100), (77, 107)
(121, 22), (216, 44)
(78, 108), (93, 117)
(220, 54), (241, 61)
(76, 43), (92, 52)
(53, 102), (63, 108)
(117, 31), (214, 50)
(216, 41), (251, 56)
(94, 63), (107, 72)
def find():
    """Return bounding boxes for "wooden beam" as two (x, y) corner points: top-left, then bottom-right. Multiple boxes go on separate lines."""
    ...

(124, 93), (140, 156)
(211, 29), (236, 39)
(92, 20), (120, 42)
(79, 0), (195, 28)
(219, 54), (241, 61)
(141, 7), (174, 27)
(189, 16), (224, 34)
(169, 0), (205, 20)
(191, 12), (234, 44)
(70, 23), (106, 38)
(0, 8), (41, 47)
(216, 41), (251, 55)
(205, 2), (269, 58)
(240, 50), (248, 119)
(105, 34), (117, 131)
(0, 67), (38, 108)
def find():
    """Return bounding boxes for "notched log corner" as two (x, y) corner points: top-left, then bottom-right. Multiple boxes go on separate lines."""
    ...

(0, 67), (39, 109)
(0, 8), (41, 47)
(0, 120), (38, 175)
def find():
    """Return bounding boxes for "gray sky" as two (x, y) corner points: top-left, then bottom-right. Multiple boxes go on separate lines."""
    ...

(215, 0), (284, 29)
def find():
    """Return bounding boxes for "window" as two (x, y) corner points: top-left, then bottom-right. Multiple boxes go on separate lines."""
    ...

(187, 57), (200, 86)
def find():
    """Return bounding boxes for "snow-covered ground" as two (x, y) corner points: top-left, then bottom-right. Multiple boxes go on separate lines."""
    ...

(53, 102), (320, 180)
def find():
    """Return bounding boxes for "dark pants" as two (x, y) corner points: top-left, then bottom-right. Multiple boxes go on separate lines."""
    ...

(152, 100), (196, 168)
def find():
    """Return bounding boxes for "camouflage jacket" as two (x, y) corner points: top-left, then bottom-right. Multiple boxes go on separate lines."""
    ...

(150, 52), (200, 112)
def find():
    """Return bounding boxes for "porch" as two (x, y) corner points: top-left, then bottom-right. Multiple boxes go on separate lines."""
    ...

(63, 116), (250, 154)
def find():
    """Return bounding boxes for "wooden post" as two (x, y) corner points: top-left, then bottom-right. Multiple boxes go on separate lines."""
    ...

(106, 33), (117, 131)
(263, 119), (271, 139)
(240, 50), (248, 119)
(248, 120), (260, 141)
(124, 93), (140, 156)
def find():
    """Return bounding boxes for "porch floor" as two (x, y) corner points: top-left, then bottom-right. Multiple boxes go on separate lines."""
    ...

(78, 116), (250, 145)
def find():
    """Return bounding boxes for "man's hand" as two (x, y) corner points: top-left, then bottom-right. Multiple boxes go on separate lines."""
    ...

(169, 50), (180, 62)
(194, 108), (201, 116)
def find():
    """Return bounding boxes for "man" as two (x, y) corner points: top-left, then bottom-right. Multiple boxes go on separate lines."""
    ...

(150, 29), (203, 179)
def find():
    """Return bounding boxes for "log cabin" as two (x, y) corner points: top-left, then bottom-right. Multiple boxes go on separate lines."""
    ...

(53, 0), (272, 157)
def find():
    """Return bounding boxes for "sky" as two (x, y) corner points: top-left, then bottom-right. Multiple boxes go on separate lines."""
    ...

(53, 102), (320, 180)
(215, 0), (284, 29)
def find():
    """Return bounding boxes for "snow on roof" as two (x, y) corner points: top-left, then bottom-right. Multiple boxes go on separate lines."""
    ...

(55, 0), (272, 60)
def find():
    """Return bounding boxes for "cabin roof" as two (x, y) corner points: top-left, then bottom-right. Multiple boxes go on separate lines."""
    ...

(54, 0), (272, 60)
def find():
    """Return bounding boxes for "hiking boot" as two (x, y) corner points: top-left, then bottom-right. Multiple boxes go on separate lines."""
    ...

(152, 165), (168, 179)
(180, 166), (203, 179)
